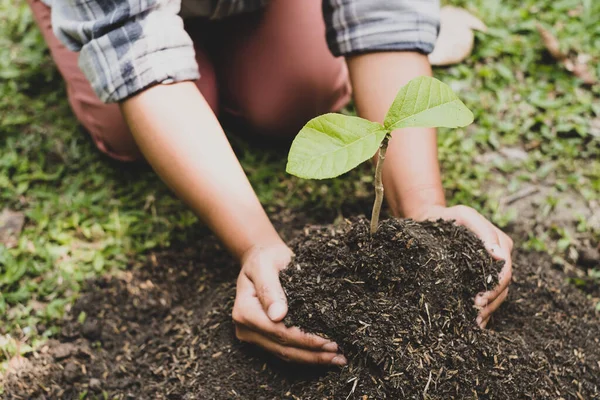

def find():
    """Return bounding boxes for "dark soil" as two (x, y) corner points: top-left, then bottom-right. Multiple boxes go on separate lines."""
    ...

(281, 218), (599, 398)
(282, 218), (503, 398)
(3, 218), (599, 399)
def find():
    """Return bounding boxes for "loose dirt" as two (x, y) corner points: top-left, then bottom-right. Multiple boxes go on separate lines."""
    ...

(3, 218), (599, 399)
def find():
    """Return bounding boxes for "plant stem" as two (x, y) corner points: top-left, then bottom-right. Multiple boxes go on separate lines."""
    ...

(370, 135), (390, 235)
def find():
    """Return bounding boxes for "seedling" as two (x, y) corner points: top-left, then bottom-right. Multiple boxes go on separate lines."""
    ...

(286, 76), (474, 234)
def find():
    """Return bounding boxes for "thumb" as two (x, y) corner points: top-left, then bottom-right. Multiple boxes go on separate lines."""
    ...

(251, 263), (288, 322)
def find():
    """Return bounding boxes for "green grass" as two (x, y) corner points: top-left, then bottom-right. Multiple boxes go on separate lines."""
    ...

(1, 0), (599, 369)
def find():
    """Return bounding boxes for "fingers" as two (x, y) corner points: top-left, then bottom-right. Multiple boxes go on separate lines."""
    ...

(234, 245), (344, 366)
(440, 206), (513, 328)
(452, 207), (504, 293)
(453, 205), (512, 306)
(475, 230), (513, 307)
(479, 316), (490, 329)
(234, 274), (334, 352)
(244, 254), (288, 322)
(495, 232), (513, 292)
(453, 207), (513, 325)
(235, 325), (347, 366)
(476, 287), (509, 328)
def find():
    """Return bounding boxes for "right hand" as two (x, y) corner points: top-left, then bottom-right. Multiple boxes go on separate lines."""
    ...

(232, 242), (347, 366)
(412, 205), (513, 329)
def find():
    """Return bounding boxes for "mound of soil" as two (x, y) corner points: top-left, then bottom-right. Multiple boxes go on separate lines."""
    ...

(3, 218), (599, 399)
(281, 218), (598, 398)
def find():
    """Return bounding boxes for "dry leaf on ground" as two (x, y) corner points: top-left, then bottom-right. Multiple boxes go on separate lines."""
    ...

(536, 23), (565, 60)
(590, 117), (600, 138)
(429, 6), (488, 66)
(536, 23), (597, 85)
(0, 208), (25, 248)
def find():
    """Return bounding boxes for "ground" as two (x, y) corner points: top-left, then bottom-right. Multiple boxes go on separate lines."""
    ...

(0, 0), (599, 395)
(1, 217), (599, 399)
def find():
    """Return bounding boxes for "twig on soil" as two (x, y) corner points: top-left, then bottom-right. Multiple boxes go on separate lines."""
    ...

(501, 186), (540, 206)
(346, 377), (359, 400)
(370, 135), (390, 235)
(536, 23), (597, 85)
(343, 278), (365, 284)
(423, 370), (433, 398)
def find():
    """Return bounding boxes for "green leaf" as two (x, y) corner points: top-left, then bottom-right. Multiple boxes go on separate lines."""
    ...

(384, 76), (474, 131)
(286, 114), (388, 179)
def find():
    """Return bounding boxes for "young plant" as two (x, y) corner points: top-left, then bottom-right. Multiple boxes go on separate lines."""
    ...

(286, 76), (474, 234)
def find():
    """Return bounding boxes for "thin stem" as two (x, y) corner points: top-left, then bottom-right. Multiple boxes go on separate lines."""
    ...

(370, 135), (390, 235)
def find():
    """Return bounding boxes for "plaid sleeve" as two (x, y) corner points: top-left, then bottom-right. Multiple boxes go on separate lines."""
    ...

(323, 0), (440, 57)
(51, 0), (199, 103)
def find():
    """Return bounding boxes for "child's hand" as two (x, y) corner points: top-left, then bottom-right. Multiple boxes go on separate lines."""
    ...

(232, 243), (347, 365)
(412, 205), (513, 329)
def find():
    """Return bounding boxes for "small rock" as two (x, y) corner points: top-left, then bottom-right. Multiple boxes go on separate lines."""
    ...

(61, 325), (79, 340)
(578, 246), (600, 268)
(63, 362), (82, 383)
(7, 355), (30, 372)
(590, 118), (600, 138)
(499, 147), (529, 162)
(475, 147), (529, 165)
(89, 378), (102, 392)
(82, 319), (102, 341)
(51, 343), (77, 360)
(0, 209), (25, 248)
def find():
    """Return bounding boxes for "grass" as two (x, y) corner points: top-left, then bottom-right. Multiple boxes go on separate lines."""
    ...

(1, 0), (599, 370)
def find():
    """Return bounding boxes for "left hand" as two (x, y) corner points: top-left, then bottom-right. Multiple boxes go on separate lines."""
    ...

(232, 243), (346, 365)
(411, 205), (513, 329)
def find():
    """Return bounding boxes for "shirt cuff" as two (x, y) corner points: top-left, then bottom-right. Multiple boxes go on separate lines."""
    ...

(77, 19), (199, 103)
(325, 0), (440, 57)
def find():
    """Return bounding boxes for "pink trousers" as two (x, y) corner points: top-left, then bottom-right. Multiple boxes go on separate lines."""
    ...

(28, 0), (351, 161)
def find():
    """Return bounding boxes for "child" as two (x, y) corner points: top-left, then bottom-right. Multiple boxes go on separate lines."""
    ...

(28, 0), (512, 366)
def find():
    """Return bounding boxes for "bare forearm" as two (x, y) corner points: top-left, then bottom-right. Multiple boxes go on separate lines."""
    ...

(121, 82), (283, 260)
(347, 52), (446, 218)
(349, 53), (512, 329)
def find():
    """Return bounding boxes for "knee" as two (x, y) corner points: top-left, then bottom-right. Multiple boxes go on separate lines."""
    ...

(68, 91), (142, 162)
(238, 65), (351, 138)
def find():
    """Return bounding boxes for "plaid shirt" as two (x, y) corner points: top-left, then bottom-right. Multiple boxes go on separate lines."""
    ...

(46, 0), (440, 103)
